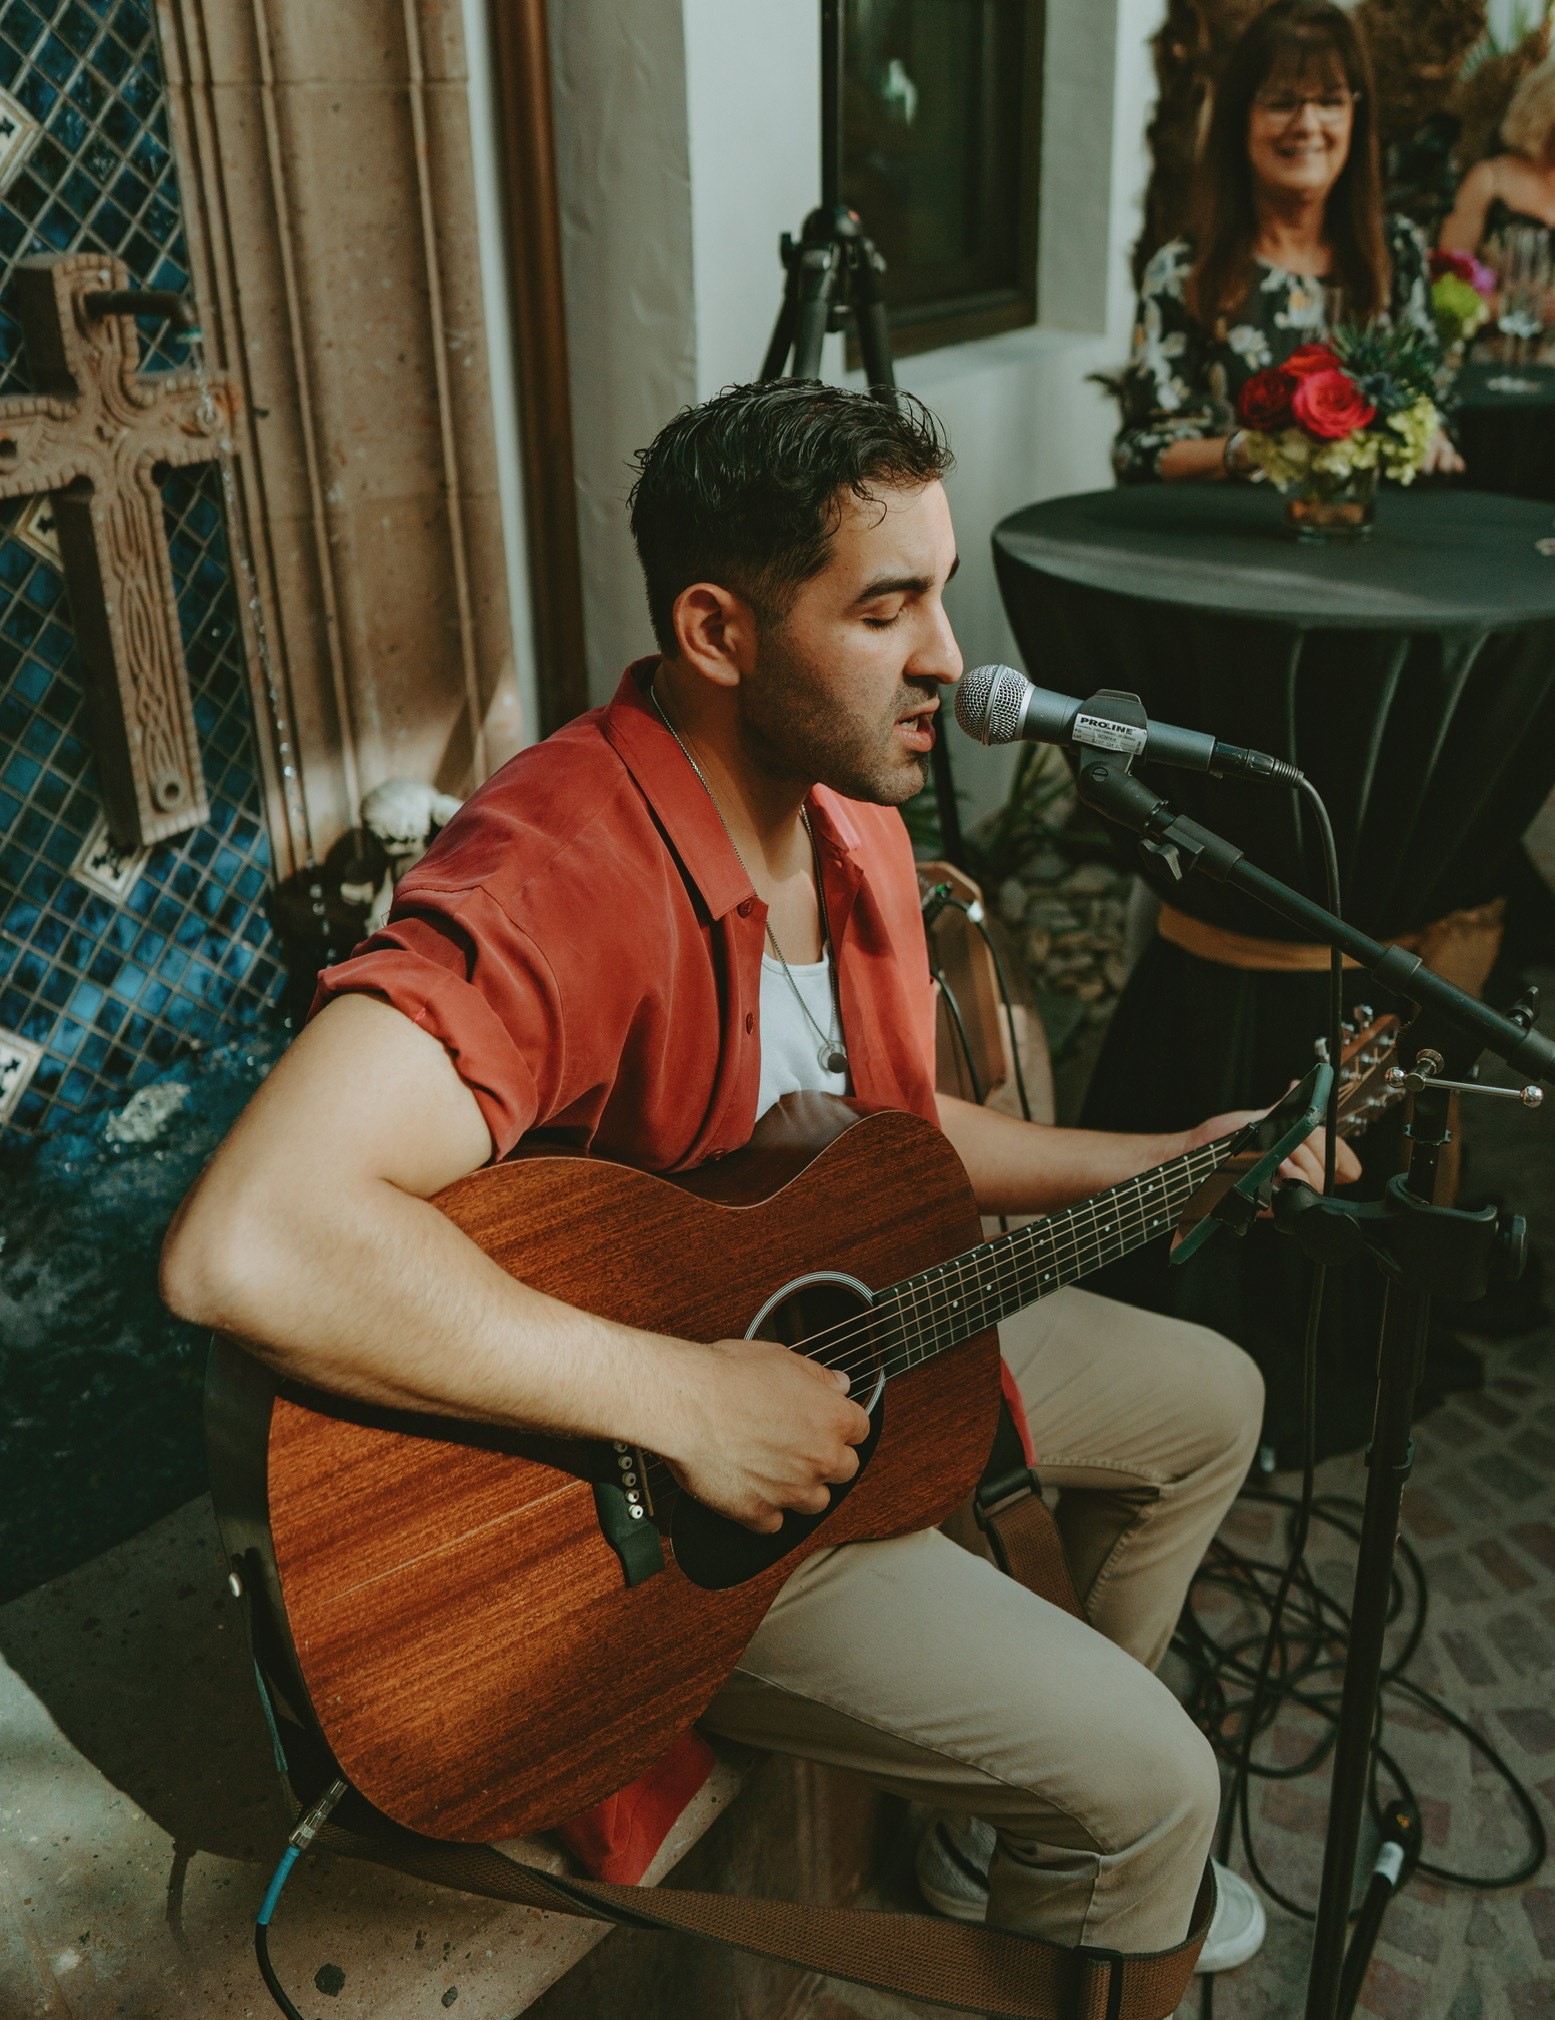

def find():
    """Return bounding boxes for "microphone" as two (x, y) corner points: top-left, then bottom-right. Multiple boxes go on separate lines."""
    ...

(954, 665), (1302, 785)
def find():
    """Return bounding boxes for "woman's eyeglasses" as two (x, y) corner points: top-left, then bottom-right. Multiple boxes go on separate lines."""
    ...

(1252, 87), (1359, 125)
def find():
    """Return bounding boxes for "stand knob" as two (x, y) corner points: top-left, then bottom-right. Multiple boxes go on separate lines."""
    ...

(1496, 1213), (1528, 1287)
(1384, 1065), (1543, 1107)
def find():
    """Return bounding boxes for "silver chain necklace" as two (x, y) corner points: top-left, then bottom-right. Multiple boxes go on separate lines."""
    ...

(648, 683), (847, 1077)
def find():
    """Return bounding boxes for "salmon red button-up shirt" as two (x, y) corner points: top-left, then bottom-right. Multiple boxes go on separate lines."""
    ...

(314, 660), (940, 1162)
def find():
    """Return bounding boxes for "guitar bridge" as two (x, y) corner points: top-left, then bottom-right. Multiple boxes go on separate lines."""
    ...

(593, 1442), (665, 1586)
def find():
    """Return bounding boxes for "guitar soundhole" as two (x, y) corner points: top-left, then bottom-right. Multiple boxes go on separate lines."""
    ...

(670, 1273), (883, 1592)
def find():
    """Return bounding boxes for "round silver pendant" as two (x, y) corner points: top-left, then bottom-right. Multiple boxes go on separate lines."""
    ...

(820, 1042), (848, 1075)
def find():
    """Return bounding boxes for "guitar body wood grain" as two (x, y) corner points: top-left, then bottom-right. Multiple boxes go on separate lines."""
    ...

(207, 1099), (997, 1843)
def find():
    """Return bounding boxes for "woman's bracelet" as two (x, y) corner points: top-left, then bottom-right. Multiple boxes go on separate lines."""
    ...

(1223, 428), (1247, 477)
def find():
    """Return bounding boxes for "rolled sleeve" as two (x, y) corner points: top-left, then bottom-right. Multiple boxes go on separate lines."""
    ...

(311, 885), (564, 1160)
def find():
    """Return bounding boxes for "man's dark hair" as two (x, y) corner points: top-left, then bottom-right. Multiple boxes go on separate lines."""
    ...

(627, 380), (953, 654)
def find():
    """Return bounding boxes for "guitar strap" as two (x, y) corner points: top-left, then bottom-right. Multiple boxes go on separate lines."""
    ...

(249, 1395), (1213, 2020)
(973, 1392), (1087, 1621)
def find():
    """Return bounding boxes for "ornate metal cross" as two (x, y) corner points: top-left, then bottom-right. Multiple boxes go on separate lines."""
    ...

(0, 251), (242, 847)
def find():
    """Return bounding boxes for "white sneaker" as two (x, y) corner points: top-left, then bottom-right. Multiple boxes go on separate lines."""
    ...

(914, 1813), (996, 1923)
(915, 1818), (1266, 1974)
(1194, 1862), (1266, 1974)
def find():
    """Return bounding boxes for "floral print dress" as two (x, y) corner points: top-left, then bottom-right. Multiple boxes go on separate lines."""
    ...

(1111, 215), (1440, 482)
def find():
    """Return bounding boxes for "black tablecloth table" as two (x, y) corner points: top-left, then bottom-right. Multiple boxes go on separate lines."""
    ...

(1455, 360), (1555, 504)
(992, 483), (1555, 1456)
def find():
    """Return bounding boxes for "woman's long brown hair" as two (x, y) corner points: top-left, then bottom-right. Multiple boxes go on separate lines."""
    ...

(1186, 0), (1389, 329)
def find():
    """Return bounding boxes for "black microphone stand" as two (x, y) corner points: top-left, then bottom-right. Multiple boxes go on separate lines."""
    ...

(759, 0), (965, 866)
(1067, 711), (1548, 2020)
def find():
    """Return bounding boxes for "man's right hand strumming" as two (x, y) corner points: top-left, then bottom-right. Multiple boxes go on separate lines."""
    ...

(661, 1337), (871, 1533)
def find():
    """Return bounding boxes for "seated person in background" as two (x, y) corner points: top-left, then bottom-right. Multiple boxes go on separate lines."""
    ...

(1440, 55), (1555, 262)
(159, 379), (1354, 1974)
(1113, 0), (1459, 481)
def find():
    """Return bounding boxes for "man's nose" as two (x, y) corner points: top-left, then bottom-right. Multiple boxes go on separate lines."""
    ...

(918, 602), (963, 687)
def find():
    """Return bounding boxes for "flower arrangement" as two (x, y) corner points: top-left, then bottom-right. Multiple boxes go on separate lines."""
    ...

(1429, 248), (1495, 350)
(1235, 324), (1442, 489)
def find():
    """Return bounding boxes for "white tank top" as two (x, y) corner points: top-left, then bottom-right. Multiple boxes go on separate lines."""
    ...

(755, 951), (848, 1121)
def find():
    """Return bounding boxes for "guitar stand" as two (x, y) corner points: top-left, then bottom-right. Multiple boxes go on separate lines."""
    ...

(1067, 714), (1552, 2020)
(756, 0), (966, 867)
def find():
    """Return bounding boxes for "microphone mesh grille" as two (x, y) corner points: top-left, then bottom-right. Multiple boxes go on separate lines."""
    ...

(955, 664), (1028, 745)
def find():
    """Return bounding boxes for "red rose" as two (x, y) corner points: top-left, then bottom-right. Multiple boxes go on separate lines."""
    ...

(1290, 367), (1376, 440)
(1282, 342), (1342, 379)
(1430, 249), (1474, 283)
(1237, 365), (1295, 429)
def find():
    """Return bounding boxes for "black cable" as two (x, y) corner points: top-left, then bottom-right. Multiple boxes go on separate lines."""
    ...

(932, 962), (986, 1107)
(254, 1778), (350, 2020)
(256, 1919), (309, 2020)
(1177, 1490), (1546, 1914)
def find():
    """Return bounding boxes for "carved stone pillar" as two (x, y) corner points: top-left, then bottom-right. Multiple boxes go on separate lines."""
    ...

(155, 0), (524, 871)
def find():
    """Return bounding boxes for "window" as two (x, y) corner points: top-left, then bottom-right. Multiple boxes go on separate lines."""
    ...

(842, 0), (1044, 359)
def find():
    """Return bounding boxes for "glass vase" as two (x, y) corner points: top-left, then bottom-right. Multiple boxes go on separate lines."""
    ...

(1283, 463), (1377, 543)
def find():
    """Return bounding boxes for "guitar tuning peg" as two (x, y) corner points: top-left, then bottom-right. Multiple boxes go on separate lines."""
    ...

(1353, 1004), (1374, 1025)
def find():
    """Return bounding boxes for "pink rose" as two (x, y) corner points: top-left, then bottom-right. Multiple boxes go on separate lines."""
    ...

(1290, 368), (1376, 440)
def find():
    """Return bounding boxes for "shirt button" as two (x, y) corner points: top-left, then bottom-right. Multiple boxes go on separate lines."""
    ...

(737, 898), (754, 917)
(745, 1011), (754, 1034)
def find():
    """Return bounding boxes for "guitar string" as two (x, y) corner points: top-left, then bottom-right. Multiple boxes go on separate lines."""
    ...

(632, 1148), (1217, 1494)
(728, 1070), (1379, 1390)
(633, 1149), (1217, 1501)
(790, 1142), (1225, 1386)
(738, 1069), (1383, 1387)
(733, 1138), (1231, 1389)
(636, 1070), (1386, 1495)
(844, 1151), (1219, 1381)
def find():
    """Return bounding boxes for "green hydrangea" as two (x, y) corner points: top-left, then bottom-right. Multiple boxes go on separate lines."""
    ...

(1380, 397), (1439, 483)
(1432, 273), (1490, 349)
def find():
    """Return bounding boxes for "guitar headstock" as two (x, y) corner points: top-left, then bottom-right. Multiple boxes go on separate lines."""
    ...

(1331, 1005), (1403, 1141)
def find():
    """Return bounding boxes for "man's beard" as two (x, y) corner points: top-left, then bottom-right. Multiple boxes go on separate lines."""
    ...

(736, 626), (931, 806)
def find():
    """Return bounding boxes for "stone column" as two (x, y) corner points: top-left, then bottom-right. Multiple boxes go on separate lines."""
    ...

(157, 0), (524, 866)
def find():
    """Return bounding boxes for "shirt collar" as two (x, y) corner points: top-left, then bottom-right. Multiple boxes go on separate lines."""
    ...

(601, 660), (756, 920)
(600, 660), (868, 920)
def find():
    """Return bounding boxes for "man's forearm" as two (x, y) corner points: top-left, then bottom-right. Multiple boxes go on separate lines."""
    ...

(163, 1172), (706, 1461)
(935, 1092), (1185, 1216)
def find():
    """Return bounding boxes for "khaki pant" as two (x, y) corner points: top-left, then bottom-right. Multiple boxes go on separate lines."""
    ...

(701, 1287), (1263, 1953)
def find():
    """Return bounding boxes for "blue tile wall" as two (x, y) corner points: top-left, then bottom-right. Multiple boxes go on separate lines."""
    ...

(0, 0), (283, 1139)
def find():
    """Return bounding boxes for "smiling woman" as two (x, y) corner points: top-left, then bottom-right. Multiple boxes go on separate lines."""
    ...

(1110, 0), (1445, 484)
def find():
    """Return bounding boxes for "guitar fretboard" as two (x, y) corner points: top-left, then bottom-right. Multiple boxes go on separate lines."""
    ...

(862, 1136), (1235, 1382)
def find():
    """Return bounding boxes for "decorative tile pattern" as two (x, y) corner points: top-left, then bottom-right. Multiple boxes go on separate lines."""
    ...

(0, 81), (41, 197)
(71, 812), (148, 900)
(15, 489), (59, 565)
(0, 0), (194, 390)
(0, 0), (283, 1139)
(0, 1024), (42, 1121)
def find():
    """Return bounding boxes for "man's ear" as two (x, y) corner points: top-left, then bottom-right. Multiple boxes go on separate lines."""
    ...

(670, 581), (759, 689)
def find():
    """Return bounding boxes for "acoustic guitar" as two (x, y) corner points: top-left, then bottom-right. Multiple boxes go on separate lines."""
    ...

(207, 1018), (1404, 1845)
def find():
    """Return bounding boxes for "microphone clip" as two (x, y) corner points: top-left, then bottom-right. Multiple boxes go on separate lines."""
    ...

(1070, 689), (1150, 768)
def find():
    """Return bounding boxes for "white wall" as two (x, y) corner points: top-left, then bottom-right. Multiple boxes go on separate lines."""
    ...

(550, 0), (1165, 825)
(548, 0), (698, 701)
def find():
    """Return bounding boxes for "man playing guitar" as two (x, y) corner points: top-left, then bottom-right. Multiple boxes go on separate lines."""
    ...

(163, 381), (1353, 1976)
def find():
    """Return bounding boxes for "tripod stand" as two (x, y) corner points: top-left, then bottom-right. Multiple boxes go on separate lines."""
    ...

(759, 0), (965, 865)
(1063, 705), (1549, 2020)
